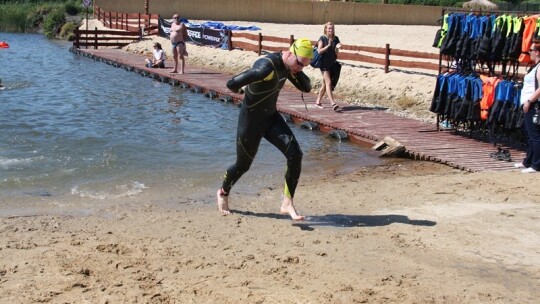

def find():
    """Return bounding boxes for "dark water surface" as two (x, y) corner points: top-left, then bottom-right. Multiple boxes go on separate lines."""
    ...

(0, 32), (382, 215)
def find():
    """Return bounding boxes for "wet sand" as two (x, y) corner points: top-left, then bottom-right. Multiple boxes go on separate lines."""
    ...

(2, 160), (540, 303)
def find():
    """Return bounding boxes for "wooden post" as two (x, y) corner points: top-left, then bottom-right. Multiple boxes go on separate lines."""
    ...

(74, 28), (79, 49)
(290, 34), (294, 46)
(138, 13), (141, 33)
(115, 12), (118, 29)
(258, 33), (262, 56)
(385, 43), (390, 73)
(94, 27), (98, 49)
(228, 30), (233, 51)
(108, 12), (111, 29)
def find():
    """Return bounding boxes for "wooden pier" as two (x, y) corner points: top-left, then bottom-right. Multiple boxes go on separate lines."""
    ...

(71, 47), (525, 172)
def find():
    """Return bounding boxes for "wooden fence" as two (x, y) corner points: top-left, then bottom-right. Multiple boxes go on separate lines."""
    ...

(230, 32), (440, 73)
(86, 4), (440, 73)
(73, 28), (141, 49)
(94, 5), (159, 35)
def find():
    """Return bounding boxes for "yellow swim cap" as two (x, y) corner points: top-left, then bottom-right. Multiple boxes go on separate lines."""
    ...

(290, 38), (313, 59)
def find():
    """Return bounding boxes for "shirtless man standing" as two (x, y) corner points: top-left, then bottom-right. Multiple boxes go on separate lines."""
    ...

(170, 14), (188, 74)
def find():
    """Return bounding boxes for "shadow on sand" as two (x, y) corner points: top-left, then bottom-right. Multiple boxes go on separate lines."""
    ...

(232, 210), (436, 231)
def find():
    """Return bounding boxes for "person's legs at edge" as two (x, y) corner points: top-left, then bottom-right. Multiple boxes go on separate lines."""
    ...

(323, 70), (338, 109)
(171, 45), (178, 73)
(526, 109), (540, 170)
(523, 110), (536, 169)
(218, 113), (263, 214)
(178, 43), (186, 74)
(264, 114), (304, 220)
(315, 71), (326, 107)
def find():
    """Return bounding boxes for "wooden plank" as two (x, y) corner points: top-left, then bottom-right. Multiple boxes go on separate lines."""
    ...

(389, 59), (439, 71)
(232, 41), (258, 52)
(78, 37), (139, 41)
(77, 29), (140, 36)
(390, 49), (439, 60)
(338, 53), (386, 65)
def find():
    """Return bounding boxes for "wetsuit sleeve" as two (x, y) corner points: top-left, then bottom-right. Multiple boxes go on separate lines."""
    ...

(287, 71), (312, 93)
(226, 58), (274, 93)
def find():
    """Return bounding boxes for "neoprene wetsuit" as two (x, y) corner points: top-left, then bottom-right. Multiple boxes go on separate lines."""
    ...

(221, 52), (312, 199)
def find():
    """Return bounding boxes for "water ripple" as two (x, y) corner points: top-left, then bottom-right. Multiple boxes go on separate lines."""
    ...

(0, 32), (382, 203)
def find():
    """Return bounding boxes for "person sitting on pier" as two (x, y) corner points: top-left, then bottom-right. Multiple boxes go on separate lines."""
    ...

(145, 42), (166, 68)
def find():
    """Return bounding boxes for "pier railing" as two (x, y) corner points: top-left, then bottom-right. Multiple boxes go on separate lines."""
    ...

(89, 4), (439, 73)
(73, 28), (141, 49)
(94, 4), (159, 35)
(230, 31), (439, 73)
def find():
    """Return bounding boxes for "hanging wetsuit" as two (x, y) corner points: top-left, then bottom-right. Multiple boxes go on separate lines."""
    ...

(221, 52), (312, 199)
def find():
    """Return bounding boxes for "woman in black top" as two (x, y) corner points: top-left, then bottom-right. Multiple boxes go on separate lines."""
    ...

(314, 22), (342, 111)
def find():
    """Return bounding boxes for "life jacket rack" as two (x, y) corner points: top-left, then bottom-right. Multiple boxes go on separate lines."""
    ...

(432, 7), (540, 148)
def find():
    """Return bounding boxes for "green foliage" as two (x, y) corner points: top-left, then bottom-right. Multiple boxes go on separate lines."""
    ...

(59, 21), (77, 40)
(43, 9), (65, 38)
(0, 3), (32, 32)
(64, 2), (79, 15)
(0, 1), (75, 33)
(0, 0), (71, 3)
(0, 0), (85, 38)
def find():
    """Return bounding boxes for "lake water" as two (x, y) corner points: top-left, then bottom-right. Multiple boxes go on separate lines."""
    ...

(0, 32), (382, 216)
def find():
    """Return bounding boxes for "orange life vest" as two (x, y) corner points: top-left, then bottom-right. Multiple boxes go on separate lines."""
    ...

(518, 15), (540, 63)
(480, 75), (501, 121)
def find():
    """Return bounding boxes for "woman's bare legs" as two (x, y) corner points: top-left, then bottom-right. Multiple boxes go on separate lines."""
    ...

(322, 70), (336, 104)
(315, 70), (326, 107)
(315, 70), (337, 109)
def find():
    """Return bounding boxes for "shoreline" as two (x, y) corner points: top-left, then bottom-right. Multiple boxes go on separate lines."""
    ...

(2, 160), (540, 303)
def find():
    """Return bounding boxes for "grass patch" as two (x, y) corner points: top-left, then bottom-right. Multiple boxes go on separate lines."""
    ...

(0, 3), (34, 32)
(59, 21), (77, 40)
(0, 1), (85, 35)
(396, 93), (417, 110)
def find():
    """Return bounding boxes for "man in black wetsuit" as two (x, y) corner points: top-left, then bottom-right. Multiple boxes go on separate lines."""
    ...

(217, 38), (313, 220)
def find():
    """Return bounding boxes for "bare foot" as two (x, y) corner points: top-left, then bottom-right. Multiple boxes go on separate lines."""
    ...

(217, 189), (230, 215)
(280, 197), (305, 221)
(170, 70), (178, 74)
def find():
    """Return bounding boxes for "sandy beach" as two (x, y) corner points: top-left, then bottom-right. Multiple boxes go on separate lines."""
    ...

(0, 20), (539, 303)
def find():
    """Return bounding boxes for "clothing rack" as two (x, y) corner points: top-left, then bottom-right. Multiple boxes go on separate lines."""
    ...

(434, 8), (540, 131)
